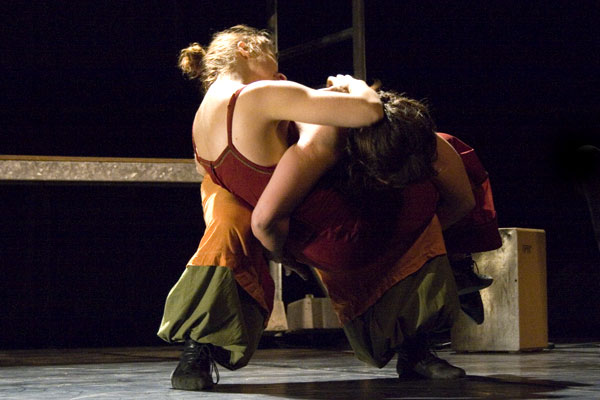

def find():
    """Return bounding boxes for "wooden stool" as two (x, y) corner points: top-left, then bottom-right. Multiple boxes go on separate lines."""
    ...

(452, 228), (548, 352)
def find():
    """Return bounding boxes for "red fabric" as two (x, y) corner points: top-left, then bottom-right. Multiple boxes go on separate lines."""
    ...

(438, 133), (502, 253)
(194, 87), (276, 208)
(288, 180), (438, 272)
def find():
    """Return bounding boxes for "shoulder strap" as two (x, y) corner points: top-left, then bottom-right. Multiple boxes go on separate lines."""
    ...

(227, 86), (247, 146)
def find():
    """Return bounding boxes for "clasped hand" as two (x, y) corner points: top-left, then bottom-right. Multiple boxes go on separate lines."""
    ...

(324, 74), (356, 93)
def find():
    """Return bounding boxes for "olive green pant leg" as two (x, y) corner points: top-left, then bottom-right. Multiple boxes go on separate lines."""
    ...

(343, 255), (459, 368)
(157, 265), (265, 370)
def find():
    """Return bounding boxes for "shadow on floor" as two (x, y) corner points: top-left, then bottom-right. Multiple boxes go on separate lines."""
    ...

(212, 375), (591, 400)
(0, 346), (181, 367)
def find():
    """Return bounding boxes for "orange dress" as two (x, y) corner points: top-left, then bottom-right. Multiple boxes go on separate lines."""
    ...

(187, 175), (274, 315)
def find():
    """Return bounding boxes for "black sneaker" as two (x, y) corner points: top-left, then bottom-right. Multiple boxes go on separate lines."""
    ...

(171, 339), (219, 391)
(411, 351), (466, 379)
(395, 348), (412, 378)
(396, 337), (466, 380)
(451, 256), (493, 296)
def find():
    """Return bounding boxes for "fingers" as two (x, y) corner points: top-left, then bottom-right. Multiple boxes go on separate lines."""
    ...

(326, 74), (354, 85)
(326, 74), (354, 88)
(326, 74), (381, 91)
(321, 85), (348, 93)
(326, 76), (335, 87)
(326, 74), (374, 95)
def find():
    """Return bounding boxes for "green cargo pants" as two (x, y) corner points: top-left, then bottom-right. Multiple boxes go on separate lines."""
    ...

(158, 255), (458, 369)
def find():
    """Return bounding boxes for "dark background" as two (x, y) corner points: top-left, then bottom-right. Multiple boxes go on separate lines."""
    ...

(1, 0), (599, 348)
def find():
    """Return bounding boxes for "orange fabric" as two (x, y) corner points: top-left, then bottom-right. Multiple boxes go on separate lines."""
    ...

(187, 175), (274, 316)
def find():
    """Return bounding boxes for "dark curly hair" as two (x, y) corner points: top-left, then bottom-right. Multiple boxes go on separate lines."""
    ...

(342, 90), (438, 198)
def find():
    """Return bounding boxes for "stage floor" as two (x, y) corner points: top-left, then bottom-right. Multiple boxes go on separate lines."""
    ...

(1, 342), (599, 399)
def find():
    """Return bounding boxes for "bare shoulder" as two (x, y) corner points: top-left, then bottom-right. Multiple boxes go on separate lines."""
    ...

(240, 80), (308, 102)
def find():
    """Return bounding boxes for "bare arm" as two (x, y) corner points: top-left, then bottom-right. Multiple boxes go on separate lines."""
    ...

(433, 133), (476, 230)
(245, 76), (383, 128)
(251, 123), (341, 258)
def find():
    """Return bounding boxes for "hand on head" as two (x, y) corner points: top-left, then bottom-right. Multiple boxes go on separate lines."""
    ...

(325, 75), (382, 91)
(325, 74), (357, 93)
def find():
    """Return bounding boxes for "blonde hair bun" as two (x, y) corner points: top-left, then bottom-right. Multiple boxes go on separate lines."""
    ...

(178, 43), (206, 80)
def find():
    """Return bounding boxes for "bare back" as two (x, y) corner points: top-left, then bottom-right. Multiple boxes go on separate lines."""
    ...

(192, 82), (291, 174)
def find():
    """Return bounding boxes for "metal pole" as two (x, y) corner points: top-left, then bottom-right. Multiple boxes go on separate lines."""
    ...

(279, 29), (352, 61)
(352, 0), (366, 80)
(266, 0), (289, 333)
(267, 0), (278, 53)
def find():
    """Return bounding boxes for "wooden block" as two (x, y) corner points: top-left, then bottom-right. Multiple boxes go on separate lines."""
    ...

(451, 228), (548, 352)
(287, 295), (341, 331)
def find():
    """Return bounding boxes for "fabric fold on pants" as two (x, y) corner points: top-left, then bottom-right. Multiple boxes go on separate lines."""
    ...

(158, 265), (265, 370)
(343, 255), (459, 368)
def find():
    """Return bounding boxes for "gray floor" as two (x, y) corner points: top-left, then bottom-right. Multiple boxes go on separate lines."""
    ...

(1, 343), (599, 399)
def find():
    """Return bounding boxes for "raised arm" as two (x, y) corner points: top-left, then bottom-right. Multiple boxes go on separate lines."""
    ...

(251, 123), (341, 261)
(244, 75), (383, 128)
(432, 133), (476, 230)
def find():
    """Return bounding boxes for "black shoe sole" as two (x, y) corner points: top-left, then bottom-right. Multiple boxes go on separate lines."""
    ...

(457, 279), (493, 296)
(171, 374), (214, 391)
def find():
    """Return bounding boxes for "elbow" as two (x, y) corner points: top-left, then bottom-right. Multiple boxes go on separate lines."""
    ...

(251, 208), (272, 243)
